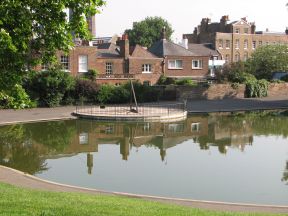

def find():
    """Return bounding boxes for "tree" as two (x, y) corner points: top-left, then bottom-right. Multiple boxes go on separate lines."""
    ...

(124, 16), (173, 48)
(247, 44), (288, 80)
(0, 0), (105, 90)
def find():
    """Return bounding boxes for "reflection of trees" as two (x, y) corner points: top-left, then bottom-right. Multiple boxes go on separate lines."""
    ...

(0, 124), (47, 174)
(25, 120), (76, 152)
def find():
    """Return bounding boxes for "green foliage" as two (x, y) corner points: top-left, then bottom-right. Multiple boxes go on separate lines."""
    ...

(74, 79), (100, 104)
(245, 78), (269, 98)
(247, 44), (288, 80)
(0, 85), (35, 109)
(97, 84), (115, 104)
(157, 75), (176, 85)
(125, 16), (174, 47)
(0, 0), (105, 89)
(84, 69), (98, 81)
(24, 69), (75, 107)
(175, 78), (197, 86)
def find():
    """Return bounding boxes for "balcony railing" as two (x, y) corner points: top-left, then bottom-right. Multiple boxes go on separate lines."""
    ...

(97, 74), (135, 79)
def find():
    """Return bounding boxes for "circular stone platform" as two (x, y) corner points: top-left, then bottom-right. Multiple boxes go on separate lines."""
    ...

(74, 104), (187, 122)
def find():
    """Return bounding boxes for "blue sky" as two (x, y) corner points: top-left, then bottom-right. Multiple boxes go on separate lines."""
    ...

(96, 0), (288, 41)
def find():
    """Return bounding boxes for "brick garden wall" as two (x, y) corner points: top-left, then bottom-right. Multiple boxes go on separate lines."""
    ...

(176, 83), (288, 100)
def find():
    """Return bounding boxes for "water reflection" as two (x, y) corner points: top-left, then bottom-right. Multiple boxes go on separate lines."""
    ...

(0, 111), (288, 184)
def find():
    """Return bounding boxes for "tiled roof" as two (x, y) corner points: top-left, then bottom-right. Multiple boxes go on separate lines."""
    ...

(188, 43), (219, 56)
(96, 43), (121, 58)
(149, 39), (196, 57)
(130, 45), (160, 58)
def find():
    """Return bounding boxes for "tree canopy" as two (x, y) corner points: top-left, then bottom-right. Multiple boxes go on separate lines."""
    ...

(0, 0), (105, 90)
(247, 44), (288, 80)
(124, 16), (174, 48)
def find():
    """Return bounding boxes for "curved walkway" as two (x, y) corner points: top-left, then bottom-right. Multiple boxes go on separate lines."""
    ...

(0, 166), (288, 214)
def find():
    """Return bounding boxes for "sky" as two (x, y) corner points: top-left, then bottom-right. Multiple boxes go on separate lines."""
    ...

(96, 0), (288, 42)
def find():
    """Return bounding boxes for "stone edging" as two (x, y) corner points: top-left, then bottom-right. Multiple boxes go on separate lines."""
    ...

(1, 165), (288, 213)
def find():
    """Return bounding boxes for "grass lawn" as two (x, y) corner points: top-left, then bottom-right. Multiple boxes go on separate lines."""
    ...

(0, 183), (287, 216)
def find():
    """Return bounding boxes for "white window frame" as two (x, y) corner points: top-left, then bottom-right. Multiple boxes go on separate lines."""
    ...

(106, 62), (113, 75)
(78, 55), (88, 73)
(60, 55), (70, 71)
(244, 40), (248, 49)
(142, 64), (152, 73)
(192, 60), (203, 69)
(235, 39), (240, 49)
(191, 123), (201, 132)
(41, 63), (49, 71)
(226, 40), (230, 49)
(168, 60), (183, 70)
(252, 41), (256, 49)
(79, 133), (88, 145)
(218, 39), (223, 49)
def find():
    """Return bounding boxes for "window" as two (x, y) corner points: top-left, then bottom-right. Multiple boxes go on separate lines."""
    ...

(235, 28), (240, 33)
(192, 60), (203, 69)
(191, 123), (201, 132)
(218, 39), (223, 49)
(244, 40), (248, 49)
(78, 55), (88, 72)
(235, 53), (240, 62)
(252, 41), (256, 49)
(168, 60), (183, 69)
(244, 28), (249, 34)
(168, 123), (184, 133)
(61, 55), (69, 71)
(79, 133), (88, 145)
(106, 62), (113, 74)
(226, 40), (230, 49)
(235, 39), (240, 49)
(142, 64), (152, 73)
(244, 52), (248, 61)
(225, 54), (230, 63)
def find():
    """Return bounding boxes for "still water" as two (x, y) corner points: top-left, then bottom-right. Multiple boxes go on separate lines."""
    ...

(0, 111), (288, 205)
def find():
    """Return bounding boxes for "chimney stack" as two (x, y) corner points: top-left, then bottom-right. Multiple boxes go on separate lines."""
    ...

(161, 27), (167, 40)
(119, 34), (129, 59)
(285, 28), (288, 35)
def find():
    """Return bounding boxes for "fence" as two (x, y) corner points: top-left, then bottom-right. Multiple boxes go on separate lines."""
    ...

(75, 103), (186, 118)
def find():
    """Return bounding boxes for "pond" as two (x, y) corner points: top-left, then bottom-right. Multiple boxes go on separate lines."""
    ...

(0, 111), (288, 205)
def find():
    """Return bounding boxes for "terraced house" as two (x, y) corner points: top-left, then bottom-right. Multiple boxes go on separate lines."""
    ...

(184, 15), (288, 63)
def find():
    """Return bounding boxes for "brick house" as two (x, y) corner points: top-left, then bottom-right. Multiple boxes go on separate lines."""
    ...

(148, 30), (212, 80)
(183, 16), (288, 63)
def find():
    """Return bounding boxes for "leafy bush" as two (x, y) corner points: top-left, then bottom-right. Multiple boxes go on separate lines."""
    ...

(229, 72), (256, 84)
(24, 69), (75, 107)
(97, 84), (115, 104)
(83, 69), (98, 81)
(0, 85), (35, 109)
(245, 78), (269, 98)
(157, 75), (176, 85)
(74, 79), (100, 104)
(175, 78), (196, 86)
(109, 86), (130, 104)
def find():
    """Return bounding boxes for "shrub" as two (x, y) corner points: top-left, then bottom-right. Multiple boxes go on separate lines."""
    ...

(84, 69), (98, 81)
(175, 78), (196, 86)
(109, 86), (130, 104)
(0, 84), (35, 109)
(245, 78), (269, 98)
(74, 79), (99, 104)
(97, 84), (115, 104)
(229, 72), (256, 84)
(157, 75), (176, 85)
(24, 69), (75, 107)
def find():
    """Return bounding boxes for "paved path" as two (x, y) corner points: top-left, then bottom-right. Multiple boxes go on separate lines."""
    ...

(1, 166), (288, 214)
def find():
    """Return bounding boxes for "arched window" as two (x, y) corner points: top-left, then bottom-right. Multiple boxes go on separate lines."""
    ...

(244, 52), (249, 61)
(235, 53), (240, 62)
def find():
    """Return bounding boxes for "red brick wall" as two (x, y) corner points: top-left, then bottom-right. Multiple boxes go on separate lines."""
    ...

(165, 56), (209, 79)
